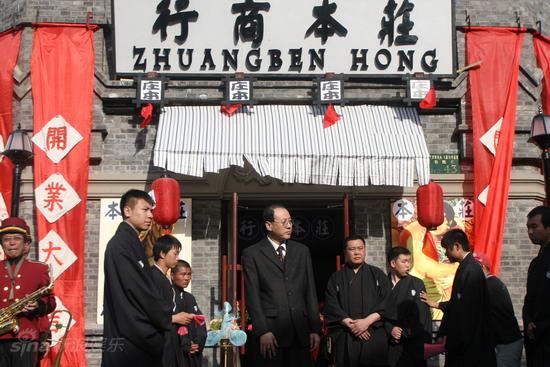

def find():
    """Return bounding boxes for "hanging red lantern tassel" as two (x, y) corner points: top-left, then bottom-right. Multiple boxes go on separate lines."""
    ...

(416, 181), (444, 261)
(151, 177), (181, 228)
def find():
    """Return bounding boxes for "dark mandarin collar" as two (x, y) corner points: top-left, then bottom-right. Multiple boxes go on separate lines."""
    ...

(7, 255), (24, 265)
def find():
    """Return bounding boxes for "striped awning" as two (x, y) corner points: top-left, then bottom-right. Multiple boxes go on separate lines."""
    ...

(153, 105), (430, 187)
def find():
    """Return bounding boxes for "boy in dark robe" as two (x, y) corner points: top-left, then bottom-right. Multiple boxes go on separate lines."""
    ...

(436, 229), (496, 367)
(171, 260), (207, 367)
(386, 246), (432, 367)
(151, 235), (190, 367)
(324, 235), (392, 367)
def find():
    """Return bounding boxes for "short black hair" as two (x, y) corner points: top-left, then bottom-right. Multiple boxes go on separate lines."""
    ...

(444, 202), (457, 227)
(441, 228), (470, 251)
(173, 259), (191, 274)
(343, 234), (366, 250)
(388, 246), (411, 263)
(527, 206), (550, 228)
(153, 235), (182, 262)
(262, 204), (287, 223)
(120, 189), (154, 219)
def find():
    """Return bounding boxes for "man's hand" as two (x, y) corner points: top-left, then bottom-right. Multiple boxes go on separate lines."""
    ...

(526, 322), (536, 340)
(391, 326), (403, 341)
(342, 318), (354, 329)
(260, 332), (278, 359)
(22, 301), (38, 313)
(309, 333), (320, 352)
(419, 291), (439, 309)
(189, 343), (200, 354)
(350, 318), (371, 336)
(358, 329), (371, 341)
(172, 312), (194, 325)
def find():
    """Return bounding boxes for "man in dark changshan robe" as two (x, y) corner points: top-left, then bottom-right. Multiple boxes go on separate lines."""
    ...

(385, 246), (432, 367)
(324, 235), (392, 367)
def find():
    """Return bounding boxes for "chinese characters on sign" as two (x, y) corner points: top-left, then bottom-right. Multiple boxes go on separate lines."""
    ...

(114, 0), (454, 75)
(152, 0), (199, 44)
(38, 230), (78, 281)
(35, 173), (81, 223)
(226, 79), (252, 103)
(32, 115), (83, 164)
(378, 0), (418, 47)
(138, 79), (164, 104)
(408, 79), (431, 100)
(318, 79), (343, 103)
(306, 0), (348, 44)
(232, 0), (271, 47)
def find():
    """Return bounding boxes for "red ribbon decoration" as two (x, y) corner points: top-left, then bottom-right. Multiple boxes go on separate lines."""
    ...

(419, 87), (436, 109)
(323, 103), (341, 128)
(220, 103), (241, 117)
(177, 314), (206, 336)
(139, 103), (153, 128)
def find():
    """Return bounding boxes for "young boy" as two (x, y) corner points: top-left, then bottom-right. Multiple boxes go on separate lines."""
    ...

(171, 260), (207, 367)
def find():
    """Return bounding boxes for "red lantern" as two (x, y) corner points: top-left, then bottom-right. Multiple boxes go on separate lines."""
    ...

(151, 177), (181, 227)
(416, 181), (444, 230)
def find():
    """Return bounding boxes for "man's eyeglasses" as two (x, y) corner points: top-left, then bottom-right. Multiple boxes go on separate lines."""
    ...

(1, 235), (26, 243)
(271, 219), (293, 227)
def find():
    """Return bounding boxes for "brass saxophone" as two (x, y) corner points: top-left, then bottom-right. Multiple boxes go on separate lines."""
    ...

(0, 281), (54, 335)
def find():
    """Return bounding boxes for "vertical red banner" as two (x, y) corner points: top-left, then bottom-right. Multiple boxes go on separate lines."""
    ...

(31, 24), (97, 367)
(533, 33), (550, 114)
(466, 27), (525, 275)
(0, 29), (22, 220)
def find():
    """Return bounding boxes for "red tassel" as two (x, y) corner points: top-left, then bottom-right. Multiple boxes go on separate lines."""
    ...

(422, 231), (439, 261)
(220, 103), (241, 117)
(419, 87), (436, 109)
(139, 103), (153, 128)
(323, 103), (341, 128)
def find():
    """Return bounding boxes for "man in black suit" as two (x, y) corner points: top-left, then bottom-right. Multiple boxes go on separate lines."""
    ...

(242, 204), (321, 367)
(102, 189), (172, 367)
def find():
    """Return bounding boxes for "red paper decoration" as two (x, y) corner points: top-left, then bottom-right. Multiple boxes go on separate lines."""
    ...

(416, 181), (444, 230)
(151, 177), (180, 227)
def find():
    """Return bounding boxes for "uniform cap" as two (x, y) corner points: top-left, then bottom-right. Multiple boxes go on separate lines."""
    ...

(0, 217), (30, 236)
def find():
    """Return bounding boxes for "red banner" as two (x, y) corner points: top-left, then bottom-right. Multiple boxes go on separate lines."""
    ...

(533, 33), (550, 114)
(466, 27), (525, 275)
(0, 29), (22, 219)
(31, 24), (97, 367)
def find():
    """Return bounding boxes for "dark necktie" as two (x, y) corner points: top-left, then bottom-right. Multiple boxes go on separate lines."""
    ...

(276, 245), (285, 262)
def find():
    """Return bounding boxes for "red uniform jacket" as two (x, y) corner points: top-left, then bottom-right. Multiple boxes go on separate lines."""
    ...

(0, 259), (56, 340)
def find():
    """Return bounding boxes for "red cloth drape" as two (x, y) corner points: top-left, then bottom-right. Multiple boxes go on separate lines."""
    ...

(533, 33), (550, 114)
(466, 27), (525, 275)
(32, 25), (97, 367)
(0, 29), (22, 219)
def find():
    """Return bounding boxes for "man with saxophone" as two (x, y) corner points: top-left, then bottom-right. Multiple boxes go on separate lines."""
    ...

(0, 217), (56, 367)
